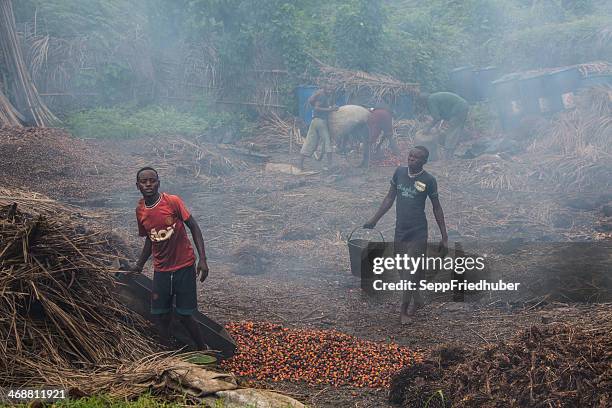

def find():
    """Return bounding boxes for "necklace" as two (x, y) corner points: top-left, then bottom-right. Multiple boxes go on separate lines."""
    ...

(408, 169), (424, 178)
(145, 194), (162, 208)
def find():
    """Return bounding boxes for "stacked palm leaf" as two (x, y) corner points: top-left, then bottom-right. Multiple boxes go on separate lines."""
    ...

(316, 63), (419, 103)
(529, 85), (612, 192)
(390, 320), (612, 408)
(0, 191), (156, 388)
(244, 113), (304, 153)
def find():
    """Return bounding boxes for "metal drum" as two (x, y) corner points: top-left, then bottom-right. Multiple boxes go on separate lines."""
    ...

(296, 85), (318, 125)
(450, 66), (476, 103)
(580, 74), (612, 89)
(543, 67), (581, 112)
(473, 66), (499, 101)
(518, 74), (547, 115)
(491, 77), (522, 130)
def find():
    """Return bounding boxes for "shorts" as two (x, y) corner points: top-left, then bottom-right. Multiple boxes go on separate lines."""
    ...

(300, 117), (332, 156)
(151, 263), (197, 316)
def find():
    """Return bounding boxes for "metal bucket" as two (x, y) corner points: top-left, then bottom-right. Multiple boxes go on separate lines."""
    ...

(347, 227), (385, 283)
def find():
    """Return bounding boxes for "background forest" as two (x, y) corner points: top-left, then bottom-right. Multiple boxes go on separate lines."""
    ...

(5, 0), (612, 137)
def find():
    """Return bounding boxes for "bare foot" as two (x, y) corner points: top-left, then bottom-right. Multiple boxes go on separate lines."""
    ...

(400, 313), (411, 325)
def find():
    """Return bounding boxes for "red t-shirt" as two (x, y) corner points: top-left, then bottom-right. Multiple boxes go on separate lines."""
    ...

(136, 193), (196, 272)
(367, 108), (393, 144)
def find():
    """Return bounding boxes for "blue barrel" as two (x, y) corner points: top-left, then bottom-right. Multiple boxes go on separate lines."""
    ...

(450, 66), (476, 102)
(580, 74), (612, 89)
(473, 66), (499, 101)
(518, 74), (546, 115)
(297, 85), (318, 125)
(491, 77), (523, 130)
(542, 67), (581, 112)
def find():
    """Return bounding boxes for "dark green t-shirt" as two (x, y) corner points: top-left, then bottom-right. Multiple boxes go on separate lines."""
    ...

(427, 92), (468, 121)
(391, 167), (438, 240)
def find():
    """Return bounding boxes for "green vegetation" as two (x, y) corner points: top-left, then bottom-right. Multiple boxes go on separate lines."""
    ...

(7, 0), (611, 136)
(12, 394), (261, 407)
(13, 395), (183, 408)
(65, 105), (210, 139)
(33, 395), (264, 408)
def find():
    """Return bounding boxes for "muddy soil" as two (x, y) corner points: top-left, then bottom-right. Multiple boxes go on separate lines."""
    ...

(11, 135), (609, 408)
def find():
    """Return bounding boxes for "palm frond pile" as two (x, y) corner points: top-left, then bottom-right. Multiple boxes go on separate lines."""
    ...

(0, 191), (156, 388)
(316, 63), (419, 103)
(529, 85), (612, 192)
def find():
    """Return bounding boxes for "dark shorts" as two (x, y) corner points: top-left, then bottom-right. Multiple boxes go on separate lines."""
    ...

(394, 239), (428, 304)
(151, 263), (197, 316)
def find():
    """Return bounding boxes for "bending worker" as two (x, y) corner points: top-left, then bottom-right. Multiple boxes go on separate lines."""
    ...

(297, 86), (338, 171)
(419, 92), (469, 158)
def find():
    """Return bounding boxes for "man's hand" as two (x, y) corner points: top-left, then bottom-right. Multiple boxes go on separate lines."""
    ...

(438, 238), (449, 257)
(123, 262), (143, 277)
(196, 259), (209, 282)
(363, 220), (376, 229)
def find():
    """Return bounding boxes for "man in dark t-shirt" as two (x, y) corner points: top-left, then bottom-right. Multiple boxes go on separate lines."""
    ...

(364, 146), (448, 323)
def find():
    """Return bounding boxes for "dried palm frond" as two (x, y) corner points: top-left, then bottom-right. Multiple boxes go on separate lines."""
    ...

(528, 85), (612, 192)
(0, 86), (23, 126)
(0, 0), (58, 126)
(316, 63), (419, 102)
(0, 192), (157, 388)
(243, 112), (304, 153)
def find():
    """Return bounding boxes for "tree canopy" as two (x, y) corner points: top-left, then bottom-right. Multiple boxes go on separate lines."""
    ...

(4, 0), (610, 114)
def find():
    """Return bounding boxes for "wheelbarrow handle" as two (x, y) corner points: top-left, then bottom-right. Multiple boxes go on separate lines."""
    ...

(347, 225), (385, 243)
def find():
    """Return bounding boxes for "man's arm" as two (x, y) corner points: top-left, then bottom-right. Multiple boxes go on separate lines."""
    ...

(132, 237), (152, 273)
(364, 185), (396, 228)
(309, 91), (337, 113)
(431, 197), (448, 254)
(185, 216), (209, 282)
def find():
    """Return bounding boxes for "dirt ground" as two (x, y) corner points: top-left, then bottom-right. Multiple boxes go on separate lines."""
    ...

(5, 133), (611, 407)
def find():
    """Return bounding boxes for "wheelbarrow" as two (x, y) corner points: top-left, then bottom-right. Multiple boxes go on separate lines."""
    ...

(113, 272), (237, 359)
(347, 226), (386, 292)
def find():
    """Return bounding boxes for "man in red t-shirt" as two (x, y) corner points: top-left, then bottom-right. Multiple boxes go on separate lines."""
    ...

(131, 167), (209, 348)
(365, 108), (400, 167)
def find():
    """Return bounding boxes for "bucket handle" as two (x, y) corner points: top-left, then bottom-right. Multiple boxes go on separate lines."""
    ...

(347, 226), (385, 243)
